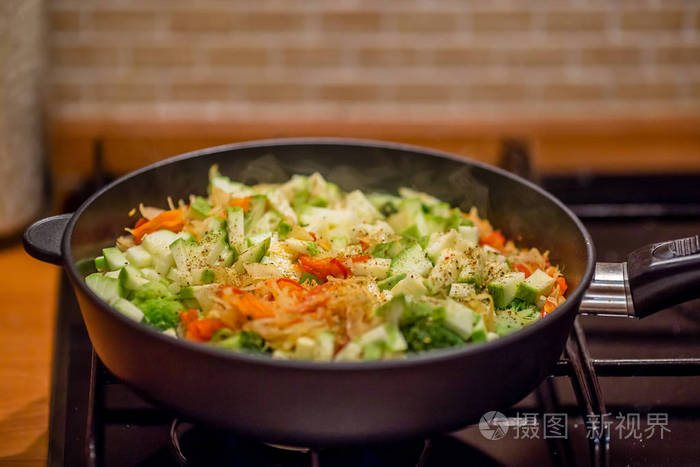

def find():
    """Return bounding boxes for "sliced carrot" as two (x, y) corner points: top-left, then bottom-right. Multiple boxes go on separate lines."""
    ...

(298, 255), (350, 279)
(233, 293), (275, 319)
(179, 309), (199, 325)
(351, 254), (371, 263)
(186, 318), (227, 342)
(128, 209), (184, 243)
(511, 262), (532, 277)
(134, 217), (148, 228)
(229, 196), (252, 212)
(557, 277), (568, 296)
(479, 230), (506, 250)
(542, 300), (557, 318)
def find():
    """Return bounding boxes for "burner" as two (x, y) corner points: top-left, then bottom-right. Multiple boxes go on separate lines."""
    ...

(169, 419), (436, 467)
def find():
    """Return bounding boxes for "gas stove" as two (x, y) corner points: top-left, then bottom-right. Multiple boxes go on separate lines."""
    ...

(48, 145), (700, 466)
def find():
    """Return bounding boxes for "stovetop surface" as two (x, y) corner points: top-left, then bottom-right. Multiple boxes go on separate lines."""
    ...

(49, 172), (700, 467)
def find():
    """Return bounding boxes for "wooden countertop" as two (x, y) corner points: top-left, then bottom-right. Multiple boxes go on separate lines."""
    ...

(0, 244), (58, 466)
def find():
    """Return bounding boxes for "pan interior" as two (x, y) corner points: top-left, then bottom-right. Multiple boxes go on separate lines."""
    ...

(69, 140), (590, 311)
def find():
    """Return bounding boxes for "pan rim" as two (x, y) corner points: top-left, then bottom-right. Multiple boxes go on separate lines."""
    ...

(62, 137), (596, 371)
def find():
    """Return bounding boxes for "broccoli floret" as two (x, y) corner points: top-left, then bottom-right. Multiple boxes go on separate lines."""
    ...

(494, 299), (540, 336)
(403, 319), (464, 352)
(212, 330), (268, 353)
(398, 299), (465, 352)
(137, 297), (184, 330)
(132, 280), (173, 302)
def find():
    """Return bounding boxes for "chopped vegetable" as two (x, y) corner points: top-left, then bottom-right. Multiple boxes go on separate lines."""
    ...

(128, 209), (185, 243)
(87, 168), (567, 362)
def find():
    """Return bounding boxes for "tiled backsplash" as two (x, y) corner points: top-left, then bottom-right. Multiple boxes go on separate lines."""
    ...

(49, 1), (700, 120)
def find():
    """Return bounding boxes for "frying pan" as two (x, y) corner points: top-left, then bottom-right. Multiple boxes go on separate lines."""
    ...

(23, 138), (700, 446)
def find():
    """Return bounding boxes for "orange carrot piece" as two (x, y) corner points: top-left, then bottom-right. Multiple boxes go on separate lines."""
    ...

(557, 277), (568, 296)
(479, 230), (506, 250)
(129, 209), (184, 243)
(229, 196), (252, 212)
(179, 309), (199, 325)
(186, 318), (227, 342)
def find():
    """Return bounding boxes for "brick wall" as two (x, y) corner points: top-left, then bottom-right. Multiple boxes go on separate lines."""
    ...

(49, 1), (700, 120)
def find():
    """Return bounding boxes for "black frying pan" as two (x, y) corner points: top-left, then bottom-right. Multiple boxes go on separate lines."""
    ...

(23, 139), (700, 446)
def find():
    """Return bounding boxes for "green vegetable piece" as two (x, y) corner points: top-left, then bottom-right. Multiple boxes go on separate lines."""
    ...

(379, 202), (398, 217)
(112, 298), (145, 322)
(138, 297), (184, 330)
(515, 269), (555, 304)
(190, 196), (212, 219)
(305, 242), (320, 256)
(372, 241), (403, 259)
(213, 330), (268, 353)
(119, 265), (149, 291)
(132, 280), (173, 302)
(94, 256), (107, 272)
(85, 273), (122, 304)
(363, 341), (384, 361)
(377, 273), (407, 291)
(178, 286), (195, 299)
(402, 318), (464, 352)
(278, 221), (292, 237)
(299, 272), (321, 285)
(244, 195), (267, 234)
(103, 247), (129, 271)
(200, 269), (215, 284)
(470, 314), (487, 342)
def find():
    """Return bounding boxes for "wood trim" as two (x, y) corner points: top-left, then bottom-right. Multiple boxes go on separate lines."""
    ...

(50, 113), (700, 139)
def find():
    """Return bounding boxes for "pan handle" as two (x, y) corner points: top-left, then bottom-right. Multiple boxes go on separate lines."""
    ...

(580, 235), (700, 318)
(23, 214), (72, 265)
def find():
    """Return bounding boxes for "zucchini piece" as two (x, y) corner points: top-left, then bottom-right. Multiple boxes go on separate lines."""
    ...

(200, 269), (215, 284)
(449, 282), (476, 298)
(141, 230), (178, 259)
(124, 245), (152, 268)
(334, 341), (362, 362)
(426, 248), (463, 292)
(372, 241), (404, 259)
(85, 273), (122, 304)
(226, 206), (246, 254)
(515, 269), (555, 304)
(363, 341), (384, 361)
(377, 273), (407, 291)
(444, 299), (474, 340)
(112, 298), (144, 322)
(350, 258), (391, 279)
(487, 272), (526, 309)
(190, 196), (212, 219)
(119, 265), (149, 291)
(94, 256), (107, 272)
(250, 210), (282, 235)
(390, 276), (428, 298)
(315, 331), (336, 362)
(425, 230), (457, 263)
(233, 236), (271, 273)
(389, 243), (432, 277)
(345, 190), (381, 222)
(169, 238), (199, 270)
(103, 247), (129, 270)
(471, 314), (487, 342)
(456, 225), (479, 247)
(244, 195), (267, 234)
(294, 337), (317, 360)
